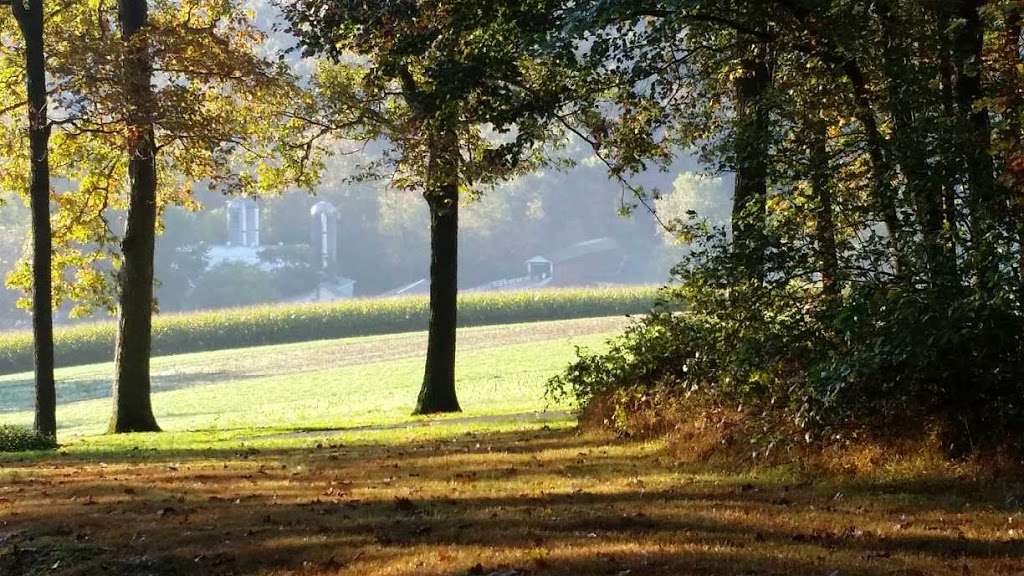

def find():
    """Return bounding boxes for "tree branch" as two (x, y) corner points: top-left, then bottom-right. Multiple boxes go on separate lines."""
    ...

(635, 9), (775, 41)
(0, 100), (28, 116)
(550, 111), (673, 233)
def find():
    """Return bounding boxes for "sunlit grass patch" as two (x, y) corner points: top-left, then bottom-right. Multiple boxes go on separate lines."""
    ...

(0, 317), (621, 438)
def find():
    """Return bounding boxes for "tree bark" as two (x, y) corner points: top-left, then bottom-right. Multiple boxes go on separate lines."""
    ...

(414, 127), (461, 415)
(877, 3), (954, 288)
(732, 45), (770, 280)
(12, 0), (56, 440)
(954, 0), (1003, 291)
(109, 0), (160, 433)
(809, 116), (839, 299)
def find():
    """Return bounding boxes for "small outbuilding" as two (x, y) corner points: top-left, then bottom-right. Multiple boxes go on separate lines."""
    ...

(526, 256), (553, 282)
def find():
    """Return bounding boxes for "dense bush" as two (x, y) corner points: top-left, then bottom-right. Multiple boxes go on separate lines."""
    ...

(189, 262), (285, 310)
(0, 425), (57, 452)
(0, 286), (656, 374)
(550, 237), (1024, 456)
(163, 245), (320, 312)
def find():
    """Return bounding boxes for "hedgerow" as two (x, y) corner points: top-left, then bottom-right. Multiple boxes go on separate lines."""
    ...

(0, 286), (656, 375)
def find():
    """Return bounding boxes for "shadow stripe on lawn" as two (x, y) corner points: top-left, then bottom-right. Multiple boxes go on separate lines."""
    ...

(249, 410), (573, 441)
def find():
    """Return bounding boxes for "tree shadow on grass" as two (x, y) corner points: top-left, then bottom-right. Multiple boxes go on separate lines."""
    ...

(0, 369), (255, 414)
(250, 410), (572, 441)
(1, 428), (1021, 576)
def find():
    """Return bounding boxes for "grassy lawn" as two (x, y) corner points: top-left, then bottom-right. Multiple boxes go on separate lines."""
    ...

(0, 317), (625, 440)
(0, 317), (1022, 575)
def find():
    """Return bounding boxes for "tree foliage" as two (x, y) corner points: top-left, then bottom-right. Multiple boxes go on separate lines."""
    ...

(551, 0), (1024, 455)
(0, 0), (318, 317)
(281, 0), (597, 414)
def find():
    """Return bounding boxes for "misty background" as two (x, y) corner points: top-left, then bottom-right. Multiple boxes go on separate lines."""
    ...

(0, 5), (736, 330)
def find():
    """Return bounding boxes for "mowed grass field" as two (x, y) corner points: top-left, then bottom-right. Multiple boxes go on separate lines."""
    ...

(0, 316), (627, 440)
(1, 316), (1022, 576)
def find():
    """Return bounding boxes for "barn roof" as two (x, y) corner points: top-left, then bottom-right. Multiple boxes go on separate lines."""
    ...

(547, 237), (620, 263)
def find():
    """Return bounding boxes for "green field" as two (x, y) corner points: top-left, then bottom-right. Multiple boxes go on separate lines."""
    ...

(0, 316), (625, 443)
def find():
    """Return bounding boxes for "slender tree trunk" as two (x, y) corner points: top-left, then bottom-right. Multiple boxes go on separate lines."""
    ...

(877, 5), (953, 288)
(13, 0), (56, 440)
(809, 117), (839, 299)
(842, 62), (904, 252)
(109, 0), (160, 433)
(954, 0), (1002, 291)
(732, 44), (770, 280)
(999, 7), (1024, 294)
(938, 37), (962, 282)
(414, 127), (461, 415)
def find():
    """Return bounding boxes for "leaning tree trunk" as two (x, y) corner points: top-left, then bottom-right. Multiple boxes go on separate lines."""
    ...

(12, 0), (56, 440)
(109, 0), (160, 433)
(414, 127), (461, 415)
(777, 0), (904, 260)
(732, 45), (770, 281)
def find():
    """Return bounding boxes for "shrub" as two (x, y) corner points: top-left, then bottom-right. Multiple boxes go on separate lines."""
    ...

(0, 286), (657, 375)
(189, 262), (284, 310)
(0, 425), (57, 453)
(550, 236), (1024, 457)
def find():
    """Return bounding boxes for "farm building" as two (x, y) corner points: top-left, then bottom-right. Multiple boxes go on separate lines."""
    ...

(541, 237), (627, 286)
(206, 198), (264, 269)
(389, 237), (629, 295)
(206, 199), (356, 301)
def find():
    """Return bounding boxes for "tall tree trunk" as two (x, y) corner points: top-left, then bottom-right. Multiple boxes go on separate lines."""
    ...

(938, 34), (962, 281)
(12, 0), (56, 440)
(777, 0), (904, 249)
(878, 3), (953, 288)
(999, 6), (1024, 294)
(414, 127), (461, 415)
(109, 0), (160, 433)
(732, 45), (770, 280)
(809, 116), (839, 299)
(954, 0), (1002, 291)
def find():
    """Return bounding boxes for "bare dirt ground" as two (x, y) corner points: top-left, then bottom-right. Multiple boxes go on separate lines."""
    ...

(1, 427), (1022, 576)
